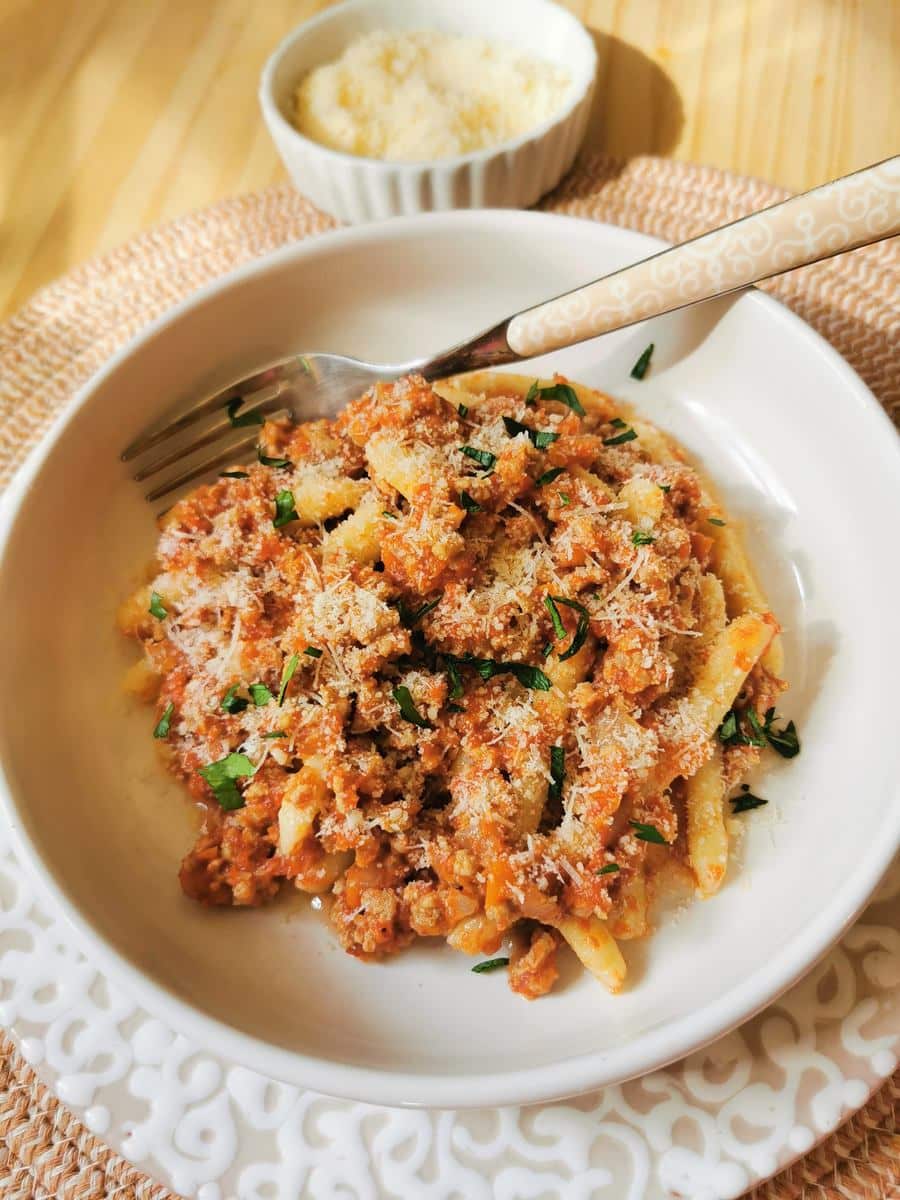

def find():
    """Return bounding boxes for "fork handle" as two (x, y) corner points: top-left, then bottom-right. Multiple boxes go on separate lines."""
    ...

(501, 156), (900, 360)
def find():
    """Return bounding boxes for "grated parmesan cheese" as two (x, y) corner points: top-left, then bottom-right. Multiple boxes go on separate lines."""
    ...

(293, 30), (572, 162)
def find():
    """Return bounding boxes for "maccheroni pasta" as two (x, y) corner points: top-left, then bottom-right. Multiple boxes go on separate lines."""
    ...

(119, 371), (798, 999)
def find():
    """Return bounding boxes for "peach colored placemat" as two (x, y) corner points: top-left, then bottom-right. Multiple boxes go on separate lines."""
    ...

(0, 155), (897, 1200)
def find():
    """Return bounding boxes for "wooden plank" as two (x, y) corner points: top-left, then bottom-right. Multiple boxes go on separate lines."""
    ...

(0, 0), (897, 317)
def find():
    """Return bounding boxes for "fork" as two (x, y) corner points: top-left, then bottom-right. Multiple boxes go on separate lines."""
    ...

(124, 156), (899, 501)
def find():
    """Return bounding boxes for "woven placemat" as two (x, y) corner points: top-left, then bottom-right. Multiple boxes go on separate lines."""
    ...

(0, 155), (897, 1200)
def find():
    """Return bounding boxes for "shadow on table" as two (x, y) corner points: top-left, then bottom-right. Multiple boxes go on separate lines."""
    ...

(581, 29), (684, 162)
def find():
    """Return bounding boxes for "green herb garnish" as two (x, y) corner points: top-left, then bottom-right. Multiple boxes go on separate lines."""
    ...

(524, 381), (540, 406)
(392, 685), (431, 728)
(763, 708), (800, 758)
(631, 530), (656, 546)
(535, 466), (565, 487)
(303, 646), (323, 659)
(249, 683), (273, 706)
(730, 785), (768, 813)
(149, 591), (167, 620)
(544, 595), (566, 640)
(273, 489), (299, 528)
(221, 685), (249, 715)
(459, 491), (482, 514)
(630, 343), (654, 380)
(559, 493), (570, 505)
(532, 382), (585, 416)
(548, 745), (565, 801)
(444, 653), (552, 692)
(382, 510), (397, 519)
(471, 957), (509, 974)
(261, 731), (287, 739)
(257, 448), (292, 469)
(502, 416), (559, 449)
(629, 820), (669, 844)
(220, 470), (249, 479)
(278, 653), (300, 706)
(596, 863), (621, 876)
(198, 752), (255, 811)
(226, 397), (264, 428)
(659, 484), (671, 493)
(718, 707), (799, 757)
(546, 595), (590, 661)
(458, 402), (469, 418)
(400, 596), (441, 627)
(152, 702), (174, 740)
(460, 445), (496, 470)
(708, 517), (726, 527)
(610, 417), (628, 429)
(445, 657), (464, 700)
(603, 426), (638, 446)
(447, 702), (464, 714)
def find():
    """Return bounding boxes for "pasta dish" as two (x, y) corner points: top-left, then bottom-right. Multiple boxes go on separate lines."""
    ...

(119, 370), (799, 999)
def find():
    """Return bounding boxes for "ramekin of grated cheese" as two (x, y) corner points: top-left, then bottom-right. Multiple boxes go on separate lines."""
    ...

(259, 0), (597, 223)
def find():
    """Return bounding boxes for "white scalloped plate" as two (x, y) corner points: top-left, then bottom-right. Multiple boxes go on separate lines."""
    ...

(1, 213), (900, 1195)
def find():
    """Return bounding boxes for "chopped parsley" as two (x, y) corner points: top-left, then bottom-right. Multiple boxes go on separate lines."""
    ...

(273, 489), (299, 528)
(603, 426), (638, 446)
(221, 685), (249, 715)
(763, 710), (801, 758)
(198, 752), (255, 811)
(610, 417), (628, 428)
(399, 596), (441, 627)
(249, 683), (273, 706)
(659, 484), (671, 493)
(226, 397), (265, 428)
(718, 707), (800, 758)
(544, 595), (566, 639)
(502, 416), (559, 449)
(631, 530), (656, 546)
(524, 382), (539, 406)
(535, 466), (565, 487)
(549, 745), (565, 801)
(220, 469), (249, 479)
(304, 646), (323, 658)
(457, 402), (469, 418)
(382, 510), (397, 519)
(149, 591), (167, 620)
(447, 702), (465, 714)
(630, 343), (654, 380)
(152, 702), (174, 740)
(730, 784), (768, 813)
(460, 445), (496, 470)
(559, 492), (570, 505)
(471, 957), (509, 974)
(257, 448), (292, 469)
(278, 652), (300, 706)
(596, 863), (621, 876)
(708, 517), (726, 527)
(529, 381), (585, 416)
(261, 730), (287, 739)
(445, 657), (464, 700)
(459, 491), (482, 514)
(444, 653), (552, 692)
(546, 595), (590, 661)
(629, 819), (669, 844)
(392, 685), (431, 728)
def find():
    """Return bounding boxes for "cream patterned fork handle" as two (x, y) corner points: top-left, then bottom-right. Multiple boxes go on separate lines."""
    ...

(505, 156), (900, 358)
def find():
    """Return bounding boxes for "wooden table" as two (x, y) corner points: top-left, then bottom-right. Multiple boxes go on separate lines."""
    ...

(1, 0), (897, 319)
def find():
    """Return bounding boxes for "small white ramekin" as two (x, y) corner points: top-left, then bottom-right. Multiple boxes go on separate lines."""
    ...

(259, 0), (597, 223)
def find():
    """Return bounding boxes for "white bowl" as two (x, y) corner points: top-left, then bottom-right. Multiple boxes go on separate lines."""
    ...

(1, 211), (899, 1109)
(258, 0), (596, 223)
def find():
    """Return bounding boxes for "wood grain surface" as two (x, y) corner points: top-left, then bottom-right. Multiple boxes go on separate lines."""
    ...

(1, 0), (897, 318)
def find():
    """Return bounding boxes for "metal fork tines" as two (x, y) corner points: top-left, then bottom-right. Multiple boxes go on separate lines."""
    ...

(122, 361), (308, 502)
(121, 352), (416, 504)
